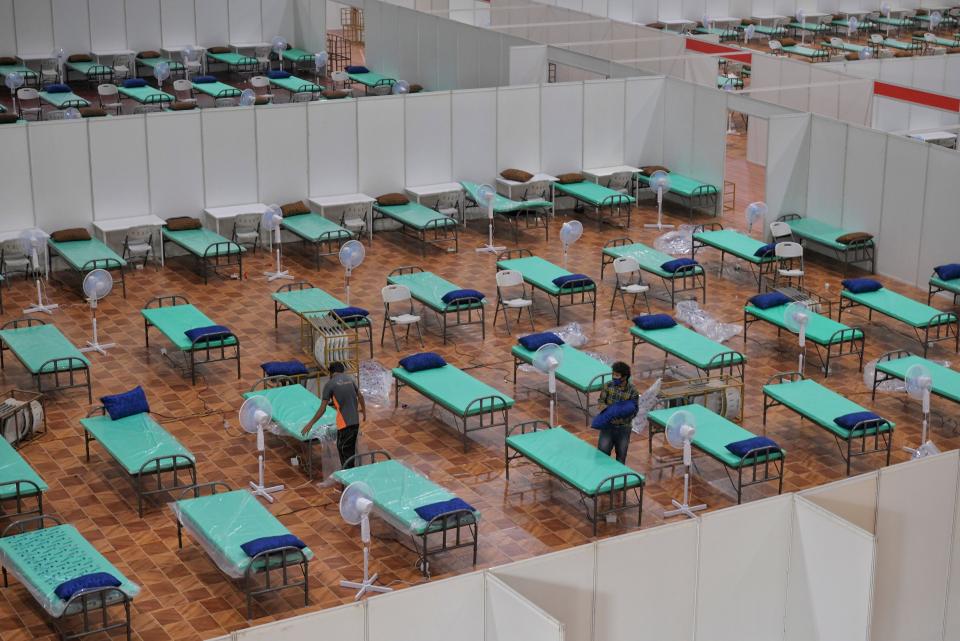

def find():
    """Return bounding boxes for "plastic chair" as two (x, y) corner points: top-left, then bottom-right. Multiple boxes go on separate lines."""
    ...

(249, 76), (273, 103)
(122, 226), (154, 270)
(433, 191), (461, 220)
(0, 239), (31, 285)
(215, 97), (237, 107)
(45, 109), (66, 120)
(173, 79), (196, 104)
(830, 37), (844, 48)
(255, 47), (271, 73)
(339, 203), (368, 240)
(769, 220), (794, 242)
(182, 49), (202, 79)
(111, 55), (131, 82)
(232, 213), (262, 252)
(40, 59), (59, 85)
(16, 88), (42, 121)
(493, 269), (534, 334)
(98, 83), (123, 115)
(380, 284), (423, 350)
(774, 241), (805, 288)
(606, 171), (634, 195)
(769, 40), (785, 55)
(610, 256), (650, 317)
(331, 71), (349, 91)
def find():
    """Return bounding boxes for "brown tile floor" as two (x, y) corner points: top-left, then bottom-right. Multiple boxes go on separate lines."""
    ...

(0, 130), (957, 641)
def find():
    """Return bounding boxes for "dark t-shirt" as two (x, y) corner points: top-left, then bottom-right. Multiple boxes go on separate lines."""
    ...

(322, 373), (361, 427)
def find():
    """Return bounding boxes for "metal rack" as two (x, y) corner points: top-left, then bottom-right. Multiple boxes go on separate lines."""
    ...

(326, 33), (352, 74)
(341, 8), (365, 44)
(299, 312), (360, 382)
(0, 389), (45, 448)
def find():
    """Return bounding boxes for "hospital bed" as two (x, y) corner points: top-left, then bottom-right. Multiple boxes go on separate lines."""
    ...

(134, 53), (185, 78)
(190, 76), (242, 101)
(387, 267), (485, 343)
(117, 82), (174, 106)
(280, 212), (354, 268)
(777, 214), (875, 273)
(48, 236), (127, 298)
(496, 249), (597, 324)
(267, 72), (323, 99)
(461, 180), (552, 242)
(602, 238), (707, 307)
(636, 171), (720, 219)
(64, 56), (114, 84)
(38, 87), (90, 110)
(373, 201), (459, 256)
(205, 49), (258, 74)
(630, 316), (746, 379)
(346, 69), (395, 94)
(928, 266), (960, 305)
(162, 226), (244, 284)
(0, 438), (47, 521)
(552, 179), (635, 228)
(692, 223), (779, 291)
(0, 318), (91, 402)
(272, 282), (373, 357)
(872, 350), (960, 409)
(511, 340), (611, 424)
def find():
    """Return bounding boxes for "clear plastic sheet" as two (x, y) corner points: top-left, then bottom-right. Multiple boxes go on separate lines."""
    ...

(631, 378), (662, 435)
(359, 359), (393, 407)
(583, 351), (613, 365)
(518, 323), (590, 372)
(653, 224), (698, 256)
(80, 413), (193, 473)
(675, 300), (742, 343)
(864, 358), (952, 393)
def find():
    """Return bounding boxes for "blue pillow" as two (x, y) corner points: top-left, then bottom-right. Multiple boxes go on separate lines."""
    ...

(553, 274), (594, 289)
(332, 306), (369, 319)
(345, 65), (369, 74)
(660, 257), (698, 273)
(123, 78), (147, 88)
(754, 242), (777, 257)
(399, 352), (447, 372)
(591, 399), (639, 430)
(100, 386), (149, 421)
(267, 70), (291, 79)
(633, 314), (677, 330)
(54, 572), (121, 601)
(240, 534), (306, 557)
(44, 83), (71, 93)
(841, 278), (882, 294)
(518, 332), (564, 351)
(414, 497), (475, 522)
(934, 263), (960, 281)
(261, 360), (308, 377)
(726, 436), (780, 458)
(748, 291), (791, 310)
(193, 75), (216, 84)
(441, 289), (484, 305)
(833, 411), (883, 430)
(184, 325), (232, 343)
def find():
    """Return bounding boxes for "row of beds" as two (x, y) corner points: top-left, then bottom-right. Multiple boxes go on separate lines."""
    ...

(1, 216), (959, 638)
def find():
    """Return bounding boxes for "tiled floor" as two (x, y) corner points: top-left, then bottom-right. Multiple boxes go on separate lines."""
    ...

(0, 126), (957, 641)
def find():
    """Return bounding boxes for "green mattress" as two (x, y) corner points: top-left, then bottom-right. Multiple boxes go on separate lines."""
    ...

(48, 238), (126, 271)
(392, 364), (514, 416)
(38, 90), (89, 108)
(0, 438), (47, 500)
(873, 16), (914, 27)
(461, 181), (552, 214)
(512, 343), (610, 392)
(136, 56), (184, 71)
(347, 70), (394, 87)
(648, 404), (783, 468)
(269, 75), (322, 94)
(141, 303), (237, 351)
(785, 217), (872, 250)
(880, 37), (920, 50)
(745, 302), (863, 345)
(876, 354), (960, 404)
(717, 75), (743, 89)
(842, 288), (956, 328)
(333, 459), (478, 534)
(914, 35), (960, 47)
(65, 60), (112, 76)
(931, 276), (960, 295)
(788, 21), (830, 32)
(506, 426), (644, 493)
(272, 287), (344, 315)
(206, 51), (257, 67)
(282, 48), (314, 63)
(80, 412), (193, 474)
(831, 19), (872, 30)
(783, 44), (828, 58)
(603, 242), (704, 278)
(553, 181), (635, 206)
(387, 271), (484, 311)
(162, 228), (244, 257)
(191, 80), (241, 98)
(630, 324), (745, 370)
(496, 255), (596, 295)
(375, 202), (457, 230)
(0, 64), (38, 81)
(764, 378), (894, 438)
(0, 324), (89, 374)
(755, 25), (787, 35)
(823, 40), (866, 52)
(118, 85), (174, 104)
(694, 229), (775, 264)
(174, 489), (314, 579)
(242, 385), (336, 441)
(636, 172), (717, 198)
(281, 213), (351, 243)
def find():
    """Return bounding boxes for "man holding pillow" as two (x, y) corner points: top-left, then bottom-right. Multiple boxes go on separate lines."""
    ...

(593, 361), (640, 463)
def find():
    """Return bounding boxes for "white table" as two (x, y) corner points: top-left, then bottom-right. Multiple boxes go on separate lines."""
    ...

(709, 16), (743, 27)
(203, 203), (269, 239)
(908, 131), (958, 148)
(17, 53), (53, 62)
(583, 165), (640, 197)
(92, 49), (134, 63)
(162, 45), (206, 75)
(496, 173), (557, 202)
(405, 182), (464, 221)
(92, 214), (166, 267)
(0, 230), (48, 279)
(231, 42), (270, 52)
(661, 18), (695, 31)
(308, 194), (375, 242)
(752, 14), (787, 24)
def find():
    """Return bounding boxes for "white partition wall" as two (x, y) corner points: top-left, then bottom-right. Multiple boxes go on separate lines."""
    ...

(309, 99), (359, 197)
(89, 0), (128, 51)
(405, 91), (454, 187)
(233, 602), (366, 641)
(801, 472), (878, 535)
(764, 113), (810, 231)
(358, 96), (406, 195)
(368, 573), (485, 641)
(540, 81), (584, 175)
(202, 107), (259, 207)
(498, 85), (542, 172)
(485, 574), (565, 641)
(146, 110), (206, 218)
(624, 75), (665, 167)
(256, 104), (309, 204)
(88, 116), (151, 220)
(452, 88), (498, 183)
(28, 121), (94, 231)
(0, 125), (35, 233)
(583, 79), (626, 169)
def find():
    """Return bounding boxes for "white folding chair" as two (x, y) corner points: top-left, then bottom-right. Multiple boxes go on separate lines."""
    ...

(606, 171), (634, 195)
(339, 203), (368, 240)
(40, 59), (59, 85)
(769, 40), (785, 55)
(830, 37), (844, 48)
(98, 83), (122, 115)
(111, 55), (131, 82)
(255, 46), (271, 73)
(332, 70), (349, 92)
(232, 213), (262, 252)
(182, 49), (202, 79)
(774, 241), (805, 288)
(122, 225), (155, 270)
(16, 88), (42, 121)
(250, 75), (273, 103)
(173, 79), (196, 104)
(433, 191), (461, 220)
(380, 284), (424, 350)
(0, 239), (31, 285)
(610, 256), (650, 317)
(769, 220), (794, 243)
(493, 269), (534, 334)
(45, 109), (66, 120)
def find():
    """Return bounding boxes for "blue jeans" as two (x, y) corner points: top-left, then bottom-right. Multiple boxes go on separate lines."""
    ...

(597, 424), (632, 464)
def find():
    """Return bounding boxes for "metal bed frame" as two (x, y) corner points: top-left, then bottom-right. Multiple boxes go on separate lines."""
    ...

(273, 281), (373, 359)
(204, 54), (258, 76)
(742, 307), (865, 376)
(692, 222), (778, 292)
(143, 295), (242, 385)
(511, 352), (611, 426)
(564, 191), (633, 229)
(637, 177), (719, 219)
(282, 223), (355, 269)
(2, 515), (134, 641)
(66, 64), (114, 86)
(463, 191), (550, 243)
(247, 374), (327, 479)
(601, 237), (707, 307)
(373, 204), (459, 256)
(872, 350), (959, 411)
(505, 421), (643, 535)
(162, 236), (244, 285)
(497, 249), (597, 325)
(928, 271), (960, 306)
(47, 247), (126, 299)
(630, 330), (746, 381)
(0, 318), (92, 403)
(777, 213), (876, 275)
(763, 371), (892, 476)
(388, 266), (485, 344)
(837, 293), (958, 358)
(175, 482), (309, 620)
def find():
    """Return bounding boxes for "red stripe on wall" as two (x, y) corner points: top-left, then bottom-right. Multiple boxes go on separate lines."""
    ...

(684, 38), (753, 64)
(874, 81), (960, 112)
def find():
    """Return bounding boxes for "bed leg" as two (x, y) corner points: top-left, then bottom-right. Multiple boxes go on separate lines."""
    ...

(592, 496), (598, 536)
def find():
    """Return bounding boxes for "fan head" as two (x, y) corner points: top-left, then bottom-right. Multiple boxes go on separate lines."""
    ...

(262, 205), (283, 231)
(795, 9), (805, 22)
(666, 409), (696, 449)
(477, 184), (496, 204)
(859, 46), (873, 60)
(82, 268), (113, 301)
(18, 228), (47, 254)
(649, 170), (670, 193)
(905, 364), (932, 400)
(339, 239), (365, 270)
(881, 2), (890, 16)
(315, 51), (328, 70)
(239, 88), (256, 106)
(392, 80), (410, 95)
(783, 301), (810, 333)
(848, 16), (859, 31)
(238, 395), (273, 434)
(154, 61), (171, 82)
(532, 342), (563, 373)
(64, 107), (81, 120)
(744, 24), (756, 40)
(339, 481), (374, 525)
(745, 201), (767, 231)
(560, 220), (583, 246)
(52, 48), (65, 63)
(930, 11), (942, 28)
(4, 72), (24, 91)
(184, 45), (198, 61)
(271, 35), (288, 54)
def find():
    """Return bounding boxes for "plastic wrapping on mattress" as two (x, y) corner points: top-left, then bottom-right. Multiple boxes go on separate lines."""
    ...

(359, 359), (393, 407)
(631, 378), (661, 435)
(864, 358), (951, 393)
(517, 323), (589, 372)
(653, 224), (698, 256)
(675, 300), (742, 343)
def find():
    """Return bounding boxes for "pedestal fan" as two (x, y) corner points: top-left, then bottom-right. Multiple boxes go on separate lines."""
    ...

(239, 395), (284, 502)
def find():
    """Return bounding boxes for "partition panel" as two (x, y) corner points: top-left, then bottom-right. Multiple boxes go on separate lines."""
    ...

(765, 114), (809, 227)
(581, 79), (625, 170)
(437, 22), (459, 89)
(491, 545), (596, 641)
(52, 0), (91, 55)
(160, 0), (197, 47)
(89, 0), (128, 52)
(396, 9), (420, 83)
(540, 82), (583, 176)
(233, 602), (365, 641)
(624, 76), (664, 167)
(805, 116), (846, 226)
(695, 495), (792, 641)
(800, 472), (878, 535)
(485, 574), (564, 641)
(452, 88), (497, 184)
(404, 91), (453, 187)
(28, 121), (93, 232)
(691, 84), (726, 188)
(778, 59), (811, 113)
(916, 147), (960, 290)
(196, 0), (230, 46)
(418, 14), (440, 90)
(261, 0), (296, 43)
(595, 520), (698, 641)
(358, 96), (405, 195)
(0, 126), (35, 232)
(877, 136), (926, 283)
(89, 116), (150, 220)
(872, 452), (960, 641)
(457, 26), (481, 89)
(368, 573), (484, 641)
(808, 67), (839, 120)
(202, 107), (259, 207)
(14, 0), (54, 56)
(662, 78), (695, 176)
(146, 111), (205, 218)
(125, 0), (162, 50)
(308, 99), (358, 196)
(0, 0), (16, 56)
(839, 126), (886, 237)
(256, 104), (308, 204)
(945, 452), (960, 639)
(497, 85), (541, 173)
(228, 0), (262, 43)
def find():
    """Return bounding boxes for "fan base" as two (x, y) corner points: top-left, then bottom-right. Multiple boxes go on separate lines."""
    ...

(341, 575), (392, 600)
(475, 244), (506, 254)
(80, 341), (116, 355)
(664, 499), (706, 520)
(23, 302), (58, 315)
(249, 481), (284, 503)
(264, 269), (293, 282)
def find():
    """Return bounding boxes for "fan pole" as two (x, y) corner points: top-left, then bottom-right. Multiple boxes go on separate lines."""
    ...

(904, 386), (935, 459)
(797, 323), (806, 376)
(80, 300), (116, 354)
(23, 249), (58, 315)
(664, 440), (706, 519)
(264, 226), (292, 281)
(644, 187), (674, 230)
(475, 197), (505, 255)
(249, 424), (284, 502)
(345, 268), (352, 305)
(548, 370), (557, 427)
(341, 515), (393, 599)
